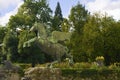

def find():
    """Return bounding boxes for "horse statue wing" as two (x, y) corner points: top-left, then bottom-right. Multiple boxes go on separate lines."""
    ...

(51, 31), (72, 43)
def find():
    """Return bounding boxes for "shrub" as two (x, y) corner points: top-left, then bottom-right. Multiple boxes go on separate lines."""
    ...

(73, 62), (91, 69)
(19, 63), (31, 69)
(53, 62), (70, 68)
(62, 68), (120, 80)
(108, 63), (120, 70)
(90, 62), (99, 69)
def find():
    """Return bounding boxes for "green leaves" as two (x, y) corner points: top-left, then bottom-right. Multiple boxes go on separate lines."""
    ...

(51, 2), (63, 31)
(0, 27), (7, 43)
(8, 0), (52, 31)
(2, 31), (19, 61)
(68, 3), (89, 62)
(69, 3), (88, 32)
(61, 18), (71, 32)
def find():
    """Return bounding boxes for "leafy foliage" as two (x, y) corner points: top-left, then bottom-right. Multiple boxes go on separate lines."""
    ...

(81, 13), (120, 65)
(51, 2), (63, 31)
(8, 0), (52, 31)
(18, 30), (45, 65)
(0, 27), (7, 43)
(2, 31), (19, 61)
(68, 3), (89, 62)
(61, 18), (71, 32)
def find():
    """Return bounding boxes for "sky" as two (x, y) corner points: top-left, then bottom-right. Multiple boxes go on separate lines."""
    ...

(0, 0), (120, 26)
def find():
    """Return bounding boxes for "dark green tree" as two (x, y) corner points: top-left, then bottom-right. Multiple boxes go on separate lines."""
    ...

(101, 16), (120, 65)
(61, 18), (71, 32)
(6, 0), (52, 64)
(8, 0), (52, 31)
(52, 2), (63, 31)
(0, 26), (7, 62)
(2, 31), (19, 62)
(68, 3), (89, 62)
(82, 14), (104, 62)
(82, 13), (120, 65)
(0, 26), (7, 43)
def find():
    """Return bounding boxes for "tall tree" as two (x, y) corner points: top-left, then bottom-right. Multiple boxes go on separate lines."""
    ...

(7, 0), (52, 63)
(82, 13), (120, 65)
(68, 3), (89, 62)
(82, 14), (104, 62)
(8, 0), (52, 31)
(2, 31), (19, 62)
(54, 2), (63, 20)
(52, 2), (63, 31)
(61, 18), (71, 32)
(0, 26), (7, 62)
(0, 26), (7, 43)
(101, 16), (120, 65)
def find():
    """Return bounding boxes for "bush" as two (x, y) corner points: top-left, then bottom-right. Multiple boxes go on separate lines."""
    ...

(73, 62), (91, 69)
(109, 63), (120, 70)
(62, 68), (120, 80)
(53, 62), (70, 68)
(90, 62), (99, 69)
(19, 63), (31, 69)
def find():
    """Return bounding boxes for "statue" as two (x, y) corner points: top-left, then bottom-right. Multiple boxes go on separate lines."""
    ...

(23, 22), (74, 67)
(29, 22), (47, 39)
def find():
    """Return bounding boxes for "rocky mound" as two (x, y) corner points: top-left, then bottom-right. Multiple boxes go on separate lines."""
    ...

(23, 67), (65, 80)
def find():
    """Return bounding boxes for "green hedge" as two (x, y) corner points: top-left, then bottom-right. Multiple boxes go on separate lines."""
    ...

(62, 68), (120, 80)
(19, 63), (31, 69)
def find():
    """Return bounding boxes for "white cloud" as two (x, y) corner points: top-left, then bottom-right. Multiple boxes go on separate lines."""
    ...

(0, 1), (23, 26)
(0, 0), (22, 10)
(86, 0), (120, 21)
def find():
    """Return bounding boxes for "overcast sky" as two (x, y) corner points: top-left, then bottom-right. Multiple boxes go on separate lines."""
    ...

(0, 0), (120, 26)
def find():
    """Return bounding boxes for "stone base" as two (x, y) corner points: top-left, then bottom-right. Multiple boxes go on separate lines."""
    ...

(23, 67), (65, 80)
(0, 70), (20, 80)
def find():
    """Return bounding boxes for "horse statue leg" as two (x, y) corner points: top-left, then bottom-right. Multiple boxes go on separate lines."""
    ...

(66, 53), (74, 66)
(23, 37), (37, 48)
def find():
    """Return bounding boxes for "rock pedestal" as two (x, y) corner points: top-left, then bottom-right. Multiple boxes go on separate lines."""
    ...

(0, 70), (20, 80)
(24, 67), (65, 80)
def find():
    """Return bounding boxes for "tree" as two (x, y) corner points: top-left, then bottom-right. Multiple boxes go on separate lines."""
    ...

(82, 13), (120, 65)
(8, 0), (52, 31)
(2, 31), (19, 62)
(0, 26), (7, 43)
(52, 2), (63, 31)
(61, 18), (71, 32)
(68, 3), (89, 62)
(0, 26), (7, 62)
(82, 14), (104, 62)
(6, 0), (52, 63)
(54, 2), (63, 19)
(101, 17), (120, 65)
(36, 0), (52, 23)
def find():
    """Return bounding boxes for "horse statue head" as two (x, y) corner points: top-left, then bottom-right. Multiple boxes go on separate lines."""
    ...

(23, 22), (47, 48)
(30, 22), (47, 39)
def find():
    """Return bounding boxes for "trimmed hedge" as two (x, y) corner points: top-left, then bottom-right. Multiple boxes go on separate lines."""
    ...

(62, 68), (120, 80)
(19, 63), (31, 69)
